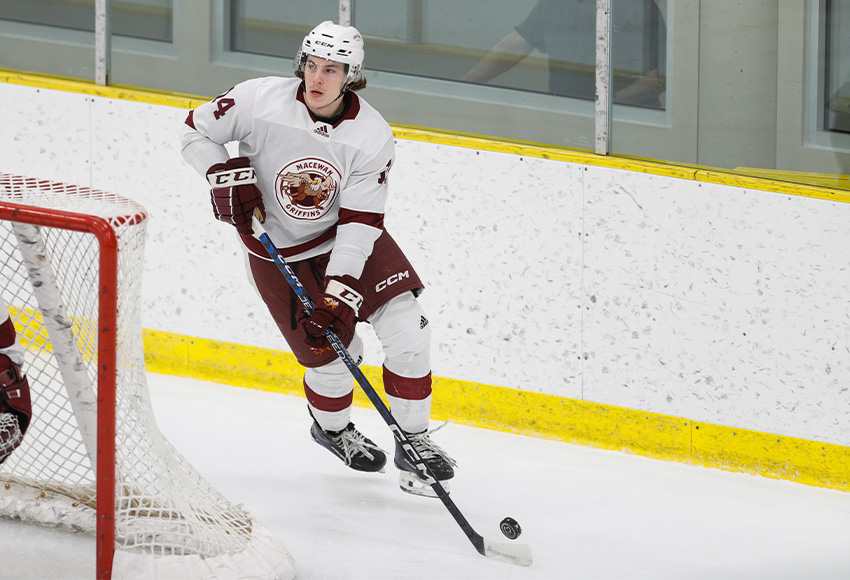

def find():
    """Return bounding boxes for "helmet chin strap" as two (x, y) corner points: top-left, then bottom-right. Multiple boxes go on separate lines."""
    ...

(313, 85), (349, 120)
(335, 64), (354, 99)
(332, 79), (355, 104)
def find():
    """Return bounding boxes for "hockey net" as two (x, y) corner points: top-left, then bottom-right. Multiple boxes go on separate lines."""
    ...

(0, 174), (295, 579)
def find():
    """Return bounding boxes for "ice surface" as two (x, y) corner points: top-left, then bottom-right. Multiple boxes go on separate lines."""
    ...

(1, 372), (849, 580)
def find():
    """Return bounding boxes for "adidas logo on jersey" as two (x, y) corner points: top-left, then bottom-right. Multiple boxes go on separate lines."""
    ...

(314, 125), (330, 138)
(420, 315), (429, 330)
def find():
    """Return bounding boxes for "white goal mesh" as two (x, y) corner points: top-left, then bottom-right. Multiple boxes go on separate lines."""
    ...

(0, 174), (295, 579)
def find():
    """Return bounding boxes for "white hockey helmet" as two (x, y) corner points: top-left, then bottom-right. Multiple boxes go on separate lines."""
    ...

(295, 21), (365, 88)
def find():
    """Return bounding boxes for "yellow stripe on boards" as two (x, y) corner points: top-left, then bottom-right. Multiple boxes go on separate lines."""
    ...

(0, 69), (208, 109)
(143, 329), (305, 395)
(391, 123), (850, 204)
(695, 169), (850, 204)
(430, 376), (692, 462)
(2, 69), (848, 204)
(390, 124), (700, 181)
(9, 306), (101, 360)
(142, 329), (392, 408)
(692, 422), (850, 491)
(142, 329), (850, 493)
(8, 306), (52, 351)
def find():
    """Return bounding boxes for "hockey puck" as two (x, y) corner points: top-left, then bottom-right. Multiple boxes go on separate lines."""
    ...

(499, 517), (522, 540)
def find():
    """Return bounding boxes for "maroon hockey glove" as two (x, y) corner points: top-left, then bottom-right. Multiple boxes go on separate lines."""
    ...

(299, 275), (364, 349)
(0, 354), (32, 465)
(206, 157), (266, 235)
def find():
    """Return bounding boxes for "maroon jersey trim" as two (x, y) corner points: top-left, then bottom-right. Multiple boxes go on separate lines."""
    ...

(296, 84), (361, 128)
(335, 93), (361, 127)
(240, 225), (338, 260)
(338, 208), (384, 229)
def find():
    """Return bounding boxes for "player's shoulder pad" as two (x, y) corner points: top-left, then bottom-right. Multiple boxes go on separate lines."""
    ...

(351, 95), (394, 142)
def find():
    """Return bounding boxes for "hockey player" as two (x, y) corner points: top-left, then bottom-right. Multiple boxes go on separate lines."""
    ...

(180, 21), (455, 496)
(0, 297), (32, 465)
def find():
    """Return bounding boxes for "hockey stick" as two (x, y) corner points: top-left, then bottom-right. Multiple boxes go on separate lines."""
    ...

(250, 214), (532, 567)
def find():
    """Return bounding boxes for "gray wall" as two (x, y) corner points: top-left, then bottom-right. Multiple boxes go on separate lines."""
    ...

(0, 1), (846, 174)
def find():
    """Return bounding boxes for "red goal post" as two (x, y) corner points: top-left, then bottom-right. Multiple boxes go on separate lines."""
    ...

(0, 174), (295, 579)
(0, 175), (135, 578)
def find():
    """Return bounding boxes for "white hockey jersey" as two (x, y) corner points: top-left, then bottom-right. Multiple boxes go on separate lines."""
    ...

(180, 76), (395, 279)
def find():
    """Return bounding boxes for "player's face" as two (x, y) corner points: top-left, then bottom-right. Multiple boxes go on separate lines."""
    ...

(303, 56), (347, 117)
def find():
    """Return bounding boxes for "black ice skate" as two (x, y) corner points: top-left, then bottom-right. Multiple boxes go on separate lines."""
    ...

(310, 421), (387, 473)
(394, 428), (457, 497)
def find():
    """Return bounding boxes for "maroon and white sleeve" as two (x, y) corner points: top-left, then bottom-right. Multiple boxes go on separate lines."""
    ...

(179, 78), (261, 175)
(326, 132), (395, 279)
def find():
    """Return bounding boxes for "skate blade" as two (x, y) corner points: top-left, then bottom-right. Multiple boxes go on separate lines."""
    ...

(398, 471), (449, 498)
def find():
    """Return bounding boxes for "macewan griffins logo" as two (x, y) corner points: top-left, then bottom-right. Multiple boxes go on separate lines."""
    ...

(275, 158), (341, 220)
